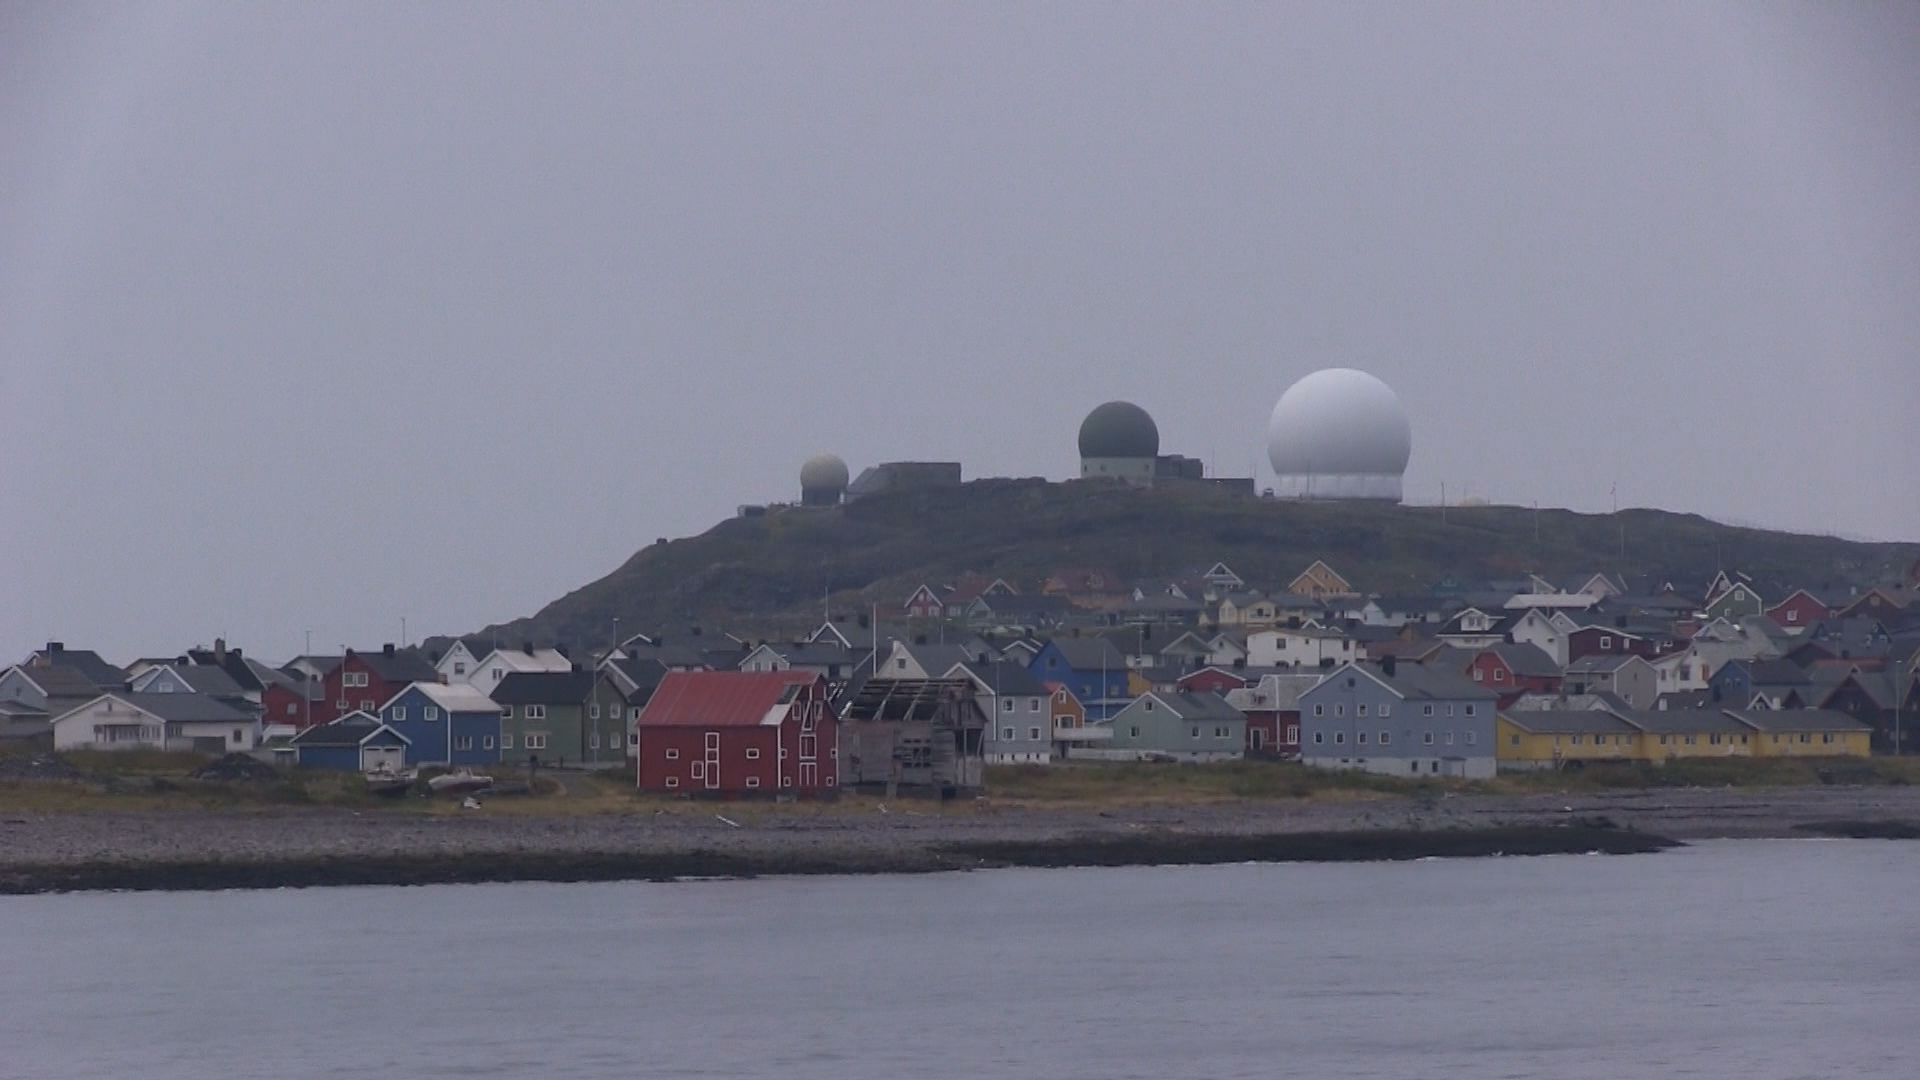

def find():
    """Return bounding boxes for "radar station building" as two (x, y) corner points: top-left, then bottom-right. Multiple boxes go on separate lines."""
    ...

(1078, 401), (1205, 487)
(799, 454), (849, 507)
(1266, 369), (1412, 502)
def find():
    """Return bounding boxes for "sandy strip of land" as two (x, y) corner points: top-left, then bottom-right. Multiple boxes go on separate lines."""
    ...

(2, 785), (1917, 872)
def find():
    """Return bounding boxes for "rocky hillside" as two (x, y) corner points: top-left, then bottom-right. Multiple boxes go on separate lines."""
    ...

(449, 479), (1917, 651)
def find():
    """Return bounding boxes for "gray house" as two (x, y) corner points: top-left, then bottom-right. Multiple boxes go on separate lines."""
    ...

(1299, 659), (1498, 778)
(1565, 654), (1658, 709)
(948, 660), (1053, 764)
(1095, 691), (1246, 762)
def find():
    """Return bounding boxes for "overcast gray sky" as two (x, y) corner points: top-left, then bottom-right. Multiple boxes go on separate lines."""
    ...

(3, 2), (1916, 663)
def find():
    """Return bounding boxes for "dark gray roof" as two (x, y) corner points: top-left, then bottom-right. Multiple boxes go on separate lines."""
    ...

(1484, 642), (1561, 678)
(1725, 659), (1811, 686)
(950, 660), (1050, 697)
(290, 712), (405, 748)
(1497, 709), (1640, 735)
(351, 648), (440, 684)
(1152, 691), (1244, 722)
(1617, 707), (1750, 735)
(30, 648), (126, 691)
(13, 664), (104, 700)
(1729, 708), (1870, 733)
(1566, 654), (1644, 676)
(1045, 637), (1131, 671)
(491, 670), (594, 705)
(105, 691), (253, 724)
(1359, 661), (1497, 702)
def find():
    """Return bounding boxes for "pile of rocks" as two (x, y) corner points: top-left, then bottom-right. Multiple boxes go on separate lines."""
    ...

(0, 753), (83, 781)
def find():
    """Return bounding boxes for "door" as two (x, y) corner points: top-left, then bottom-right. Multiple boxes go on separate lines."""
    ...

(363, 745), (404, 772)
(704, 731), (720, 790)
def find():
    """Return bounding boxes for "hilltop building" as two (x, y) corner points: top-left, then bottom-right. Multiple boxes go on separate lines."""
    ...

(799, 454), (849, 507)
(1077, 400), (1207, 487)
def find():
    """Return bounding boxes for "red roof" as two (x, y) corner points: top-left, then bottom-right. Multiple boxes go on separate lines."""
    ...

(636, 670), (822, 728)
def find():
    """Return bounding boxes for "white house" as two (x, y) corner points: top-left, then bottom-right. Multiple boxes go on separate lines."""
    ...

(1508, 608), (1570, 667)
(51, 692), (259, 753)
(467, 645), (574, 695)
(1246, 626), (1355, 669)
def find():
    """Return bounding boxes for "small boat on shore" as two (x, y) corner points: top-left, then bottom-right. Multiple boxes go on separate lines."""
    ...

(428, 769), (494, 796)
(364, 766), (415, 797)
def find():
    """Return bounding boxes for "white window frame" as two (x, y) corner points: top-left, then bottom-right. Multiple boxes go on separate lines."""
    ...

(665, 748), (680, 760)
(746, 747), (760, 760)
(424, 705), (439, 722)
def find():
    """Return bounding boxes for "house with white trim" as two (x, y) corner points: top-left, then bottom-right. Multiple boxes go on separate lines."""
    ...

(51, 692), (259, 753)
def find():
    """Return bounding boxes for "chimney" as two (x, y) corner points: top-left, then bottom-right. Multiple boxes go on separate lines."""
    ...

(1381, 655), (1397, 677)
(230, 647), (242, 660)
(383, 643), (396, 657)
(523, 641), (535, 655)
(214, 637), (227, 663)
(47, 641), (64, 655)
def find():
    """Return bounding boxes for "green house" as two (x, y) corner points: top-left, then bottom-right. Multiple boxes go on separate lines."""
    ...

(492, 670), (593, 766)
(1102, 691), (1246, 762)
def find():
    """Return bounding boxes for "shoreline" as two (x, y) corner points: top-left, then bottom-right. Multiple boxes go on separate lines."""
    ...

(0, 825), (1676, 895)
(5, 784), (1919, 895)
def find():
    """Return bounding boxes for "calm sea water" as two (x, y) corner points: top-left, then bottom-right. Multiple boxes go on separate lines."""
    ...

(2, 840), (1914, 1080)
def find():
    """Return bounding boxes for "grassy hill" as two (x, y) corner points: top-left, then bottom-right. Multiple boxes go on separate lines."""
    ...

(453, 479), (1918, 651)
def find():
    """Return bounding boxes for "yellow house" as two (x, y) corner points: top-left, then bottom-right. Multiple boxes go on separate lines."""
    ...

(1734, 709), (1873, 758)
(1497, 710), (1644, 770)
(1496, 706), (1872, 769)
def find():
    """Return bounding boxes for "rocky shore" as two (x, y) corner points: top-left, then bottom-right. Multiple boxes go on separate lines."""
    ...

(2, 784), (1916, 894)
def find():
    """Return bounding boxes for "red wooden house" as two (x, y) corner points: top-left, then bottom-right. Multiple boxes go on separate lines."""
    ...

(635, 670), (837, 797)
(319, 645), (440, 725)
(1467, 643), (1563, 708)
(904, 585), (945, 620)
(1177, 666), (1251, 696)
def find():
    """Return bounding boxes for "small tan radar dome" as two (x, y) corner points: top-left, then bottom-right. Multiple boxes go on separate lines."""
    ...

(799, 454), (850, 507)
(1266, 369), (1412, 502)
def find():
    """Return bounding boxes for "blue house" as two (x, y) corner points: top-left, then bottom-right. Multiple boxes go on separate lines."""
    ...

(1026, 638), (1132, 721)
(1298, 659), (1497, 779)
(1707, 659), (1810, 710)
(379, 682), (502, 767)
(290, 711), (409, 772)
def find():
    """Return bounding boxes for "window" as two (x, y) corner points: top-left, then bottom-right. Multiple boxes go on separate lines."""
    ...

(1029, 727), (1041, 741)
(501, 706), (513, 719)
(1334, 732), (1345, 744)
(1191, 726), (1200, 739)
(454, 662), (467, 675)
(501, 734), (513, 749)
(1030, 699), (1041, 712)
(746, 776), (760, 788)
(1410, 760), (1420, 773)
(1216, 726), (1229, 739)
(666, 748), (679, 760)
(666, 776), (679, 788)
(1286, 724), (1299, 744)
(1473, 668), (1483, 682)
(1002, 699), (1014, 712)
(360, 700), (374, 712)
(335, 698), (348, 710)
(1358, 704), (1368, 717)
(1573, 735), (1584, 746)
(690, 761), (703, 779)
(343, 671), (368, 688)
(1379, 705), (1390, 718)
(1494, 669), (1506, 683)
(1358, 731), (1368, 745)
(589, 704), (600, 719)
(1335, 704), (1345, 717)
(590, 734), (601, 749)
(1312, 731), (1323, 744)
(1001, 726), (1014, 740)
(746, 747), (760, 760)
(1466, 732), (1476, 746)
(526, 705), (547, 720)
(424, 706), (439, 722)
(1464, 705), (1476, 717)
(1509, 734), (1520, 746)
(286, 703), (296, 715)
(1313, 704), (1325, 717)
(629, 733), (638, 747)
(1799, 733), (1811, 744)
(1378, 731), (1390, 745)
(483, 736), (494, 749)
(1445, 731), (1455, 745)
(1684, 735), (1696, 746)
(1423, 705), (1434, 717)
(525, 734), (548, 750)
(1445, 704), (1454, 717)
(455, 735), (474, 751)
(1129, 726), (1141, 737)
(1599, 636), (1612, 649)
(1423, 732), (1434, 745)
(491, 668), (503, 680)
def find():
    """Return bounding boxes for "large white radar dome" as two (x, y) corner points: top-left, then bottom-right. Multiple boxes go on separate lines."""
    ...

(1266, 369), (1412, 501)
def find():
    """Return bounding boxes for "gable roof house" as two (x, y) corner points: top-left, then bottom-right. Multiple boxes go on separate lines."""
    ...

(0, 663), (107, 731)
(948, 660), (1054, 764)
(1224, 672), (1321, 759)
(838, 677), (985, 793)
(1467, 643), (1563, 708)
(51, 691), (259, 753)
(289, 711), (410, 773)
(1096, 691), (1247, 763)
(24, 642), (128, 693)
(1287, 561), (1355, 600)
(379, 682), (503, 768)
(1765, 590), (1840, 634)
(1708, 659), (1812, 710)
(739, 641), (862, 680)
(491, 669), (595, 765)
(1245, 625), (1356, 670)
(1435, 608), (1515, 651)
(434, 637), (498, 685)
(1299, 660), (1499, 779)
(1563, 654), (1659, 709)
(468, 644), (574, 696)
(637, 670), (837, 796)
(323, 645), (441, 726)
(1025, 638), (1133, 721)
